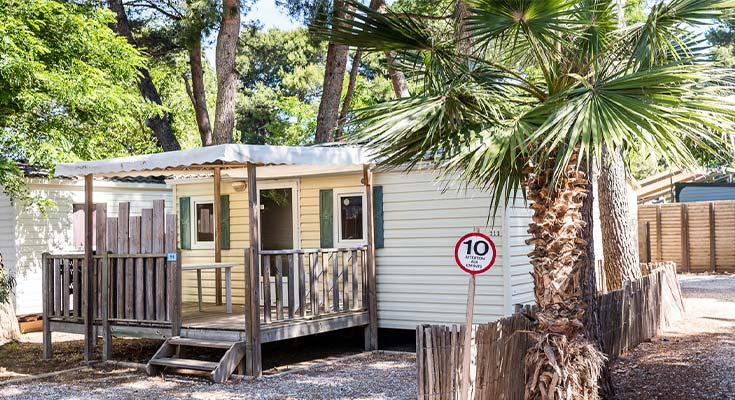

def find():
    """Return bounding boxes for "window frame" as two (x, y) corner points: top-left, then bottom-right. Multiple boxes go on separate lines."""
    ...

(190, 195), (216, 250)
(332, 187), (367, 248)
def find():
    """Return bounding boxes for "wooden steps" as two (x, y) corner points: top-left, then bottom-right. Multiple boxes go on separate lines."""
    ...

(146, 336), (245, 383)
(148, 357), (218, 371)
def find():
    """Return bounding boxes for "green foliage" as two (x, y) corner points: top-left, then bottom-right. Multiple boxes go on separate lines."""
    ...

(149, 54), (218, 149)
(0, 158), (55, 214)
(236, 28), (325, 144)
(235, 27), (394, 144)
(319, 0), (735, 212)
(0, 250), (14, 305)
(0, 264), (14, 306)
(0, 0), (161, 201)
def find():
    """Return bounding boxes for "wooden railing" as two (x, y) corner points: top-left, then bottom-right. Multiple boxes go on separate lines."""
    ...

(258, 247), (368, 324)
(42, 252), (181, 327)
(42, 253), (85, 322)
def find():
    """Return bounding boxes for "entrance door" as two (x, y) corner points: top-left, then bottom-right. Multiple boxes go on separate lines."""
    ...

(259, 183), (298, 250)
(258, 182), (300, 311)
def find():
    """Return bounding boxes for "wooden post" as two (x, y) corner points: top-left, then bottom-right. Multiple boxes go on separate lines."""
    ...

(42, 252), (52, 359)
(363, 165), (378, 351)
(681, 204), (690, 273)
(709, 202), (716, 272)
(83, 174), (95, 362)
(214, 166), (223, 306)
(655, 204), (663, 261)
(246, 162), (262, 377)
(461, 275), (476, 400)
(95, 204), (107, 320)
(101, 253), (112, 361)
(644, 222), (651, 263)
(165, 214), (181, 336)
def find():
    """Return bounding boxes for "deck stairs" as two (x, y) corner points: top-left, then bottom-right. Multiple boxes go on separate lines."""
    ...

(146, 336), (245, 383)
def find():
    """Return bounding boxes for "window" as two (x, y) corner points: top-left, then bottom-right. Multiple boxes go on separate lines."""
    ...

(191, 197), (215, 249)
(333, 188), (367, 247)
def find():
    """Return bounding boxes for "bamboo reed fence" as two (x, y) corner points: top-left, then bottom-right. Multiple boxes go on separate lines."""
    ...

(638, 200), (735, 273)
(416, 263), (685, 400)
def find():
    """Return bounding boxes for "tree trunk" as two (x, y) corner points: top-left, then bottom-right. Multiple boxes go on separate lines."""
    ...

(213, 0), (240, 145)
(0, 252), (20, 345)
(524, 152), (605, 400)
(108, 0), (181, 152)
(581, 161), (617, 399)
(335, 49), (363, 140)
(369, 0), (410, 98)
(187, 39), (213, 146)
(455, 0), (472, 55)
(599, 146), (640, 291)
(315, 0), (350, 144)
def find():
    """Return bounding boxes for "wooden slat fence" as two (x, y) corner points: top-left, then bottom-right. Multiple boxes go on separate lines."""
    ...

(417, 263), (684, 399)
(258, 247), (367, 324)
(639, 200), (735, 272)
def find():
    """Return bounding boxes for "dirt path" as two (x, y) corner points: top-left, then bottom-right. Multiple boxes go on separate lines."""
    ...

(610, 274), (735, 400)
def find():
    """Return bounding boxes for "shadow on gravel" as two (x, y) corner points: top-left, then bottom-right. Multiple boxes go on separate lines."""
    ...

(610, 331), (735, 400)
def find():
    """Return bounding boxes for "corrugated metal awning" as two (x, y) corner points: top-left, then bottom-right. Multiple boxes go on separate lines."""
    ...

(54, 144), (371, 178)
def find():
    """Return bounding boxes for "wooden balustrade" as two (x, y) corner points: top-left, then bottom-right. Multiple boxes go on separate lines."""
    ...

(42, 252), (180, 325)
(258, 247), (367, 324)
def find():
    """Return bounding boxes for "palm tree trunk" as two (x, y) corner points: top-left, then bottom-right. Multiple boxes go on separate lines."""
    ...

(599, 146), (640, 291)
(524, 152), (605, 399)
(213, 0), (240, 145)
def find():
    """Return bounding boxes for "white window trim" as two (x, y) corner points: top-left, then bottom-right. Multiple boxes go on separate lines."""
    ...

(333, 187), (367, 248)
(257, 179), (301, 250)
(190, 195), (215, 250)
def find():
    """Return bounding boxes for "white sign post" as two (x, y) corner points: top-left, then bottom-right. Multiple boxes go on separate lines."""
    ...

(454, 232), (496, 400)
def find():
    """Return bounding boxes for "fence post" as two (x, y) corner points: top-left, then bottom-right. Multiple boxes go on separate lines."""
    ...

(41, 253), (52, 359)
(655, 204), (663, 261)
(168, 250), (181, 337)
(680, 204), (690, 273)
(644, 222), (651, 263)
(101, 253), (112, 361)
(709, 202), (716, 272)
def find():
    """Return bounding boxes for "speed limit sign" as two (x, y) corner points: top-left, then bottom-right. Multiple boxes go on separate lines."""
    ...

(455, 231), (498, 400)
(454, 232), (497, 275)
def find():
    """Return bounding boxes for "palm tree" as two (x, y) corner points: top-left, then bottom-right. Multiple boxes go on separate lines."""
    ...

(319, 0), (735, 398)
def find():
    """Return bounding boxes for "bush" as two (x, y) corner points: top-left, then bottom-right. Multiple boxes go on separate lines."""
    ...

(0, 254), (15, 305)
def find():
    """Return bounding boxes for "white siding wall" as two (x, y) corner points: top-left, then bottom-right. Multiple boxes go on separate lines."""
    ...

(506, 199), (534, 307)
(8, 179), (171, 315)
(374, 169), (534, 330)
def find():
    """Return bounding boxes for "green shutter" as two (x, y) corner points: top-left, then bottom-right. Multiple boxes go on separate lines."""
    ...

(319, 189), (333, 248)
(373, 186), (384, 249)
(179, 197), (191, 250)
(220, 195), (230, 250)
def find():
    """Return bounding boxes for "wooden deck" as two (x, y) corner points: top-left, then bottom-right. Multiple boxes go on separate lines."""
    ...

(180, 302), (369, 343)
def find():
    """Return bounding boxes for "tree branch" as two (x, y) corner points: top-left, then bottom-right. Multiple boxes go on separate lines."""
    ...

(123, 0), (183, 20)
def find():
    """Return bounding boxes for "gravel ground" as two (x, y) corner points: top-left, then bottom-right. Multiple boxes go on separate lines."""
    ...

(0, 351), (417, 400)
(610, 274), (735, 400)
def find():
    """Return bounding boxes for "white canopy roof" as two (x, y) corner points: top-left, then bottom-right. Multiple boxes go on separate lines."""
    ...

(55, 144), (371, 178)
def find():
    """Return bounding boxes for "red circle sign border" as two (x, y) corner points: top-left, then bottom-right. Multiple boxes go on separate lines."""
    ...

(454, 232), (497, 275)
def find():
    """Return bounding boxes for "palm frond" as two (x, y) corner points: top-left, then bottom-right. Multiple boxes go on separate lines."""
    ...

(626, 0), (735, 70)
(528, 62), (735, 186)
